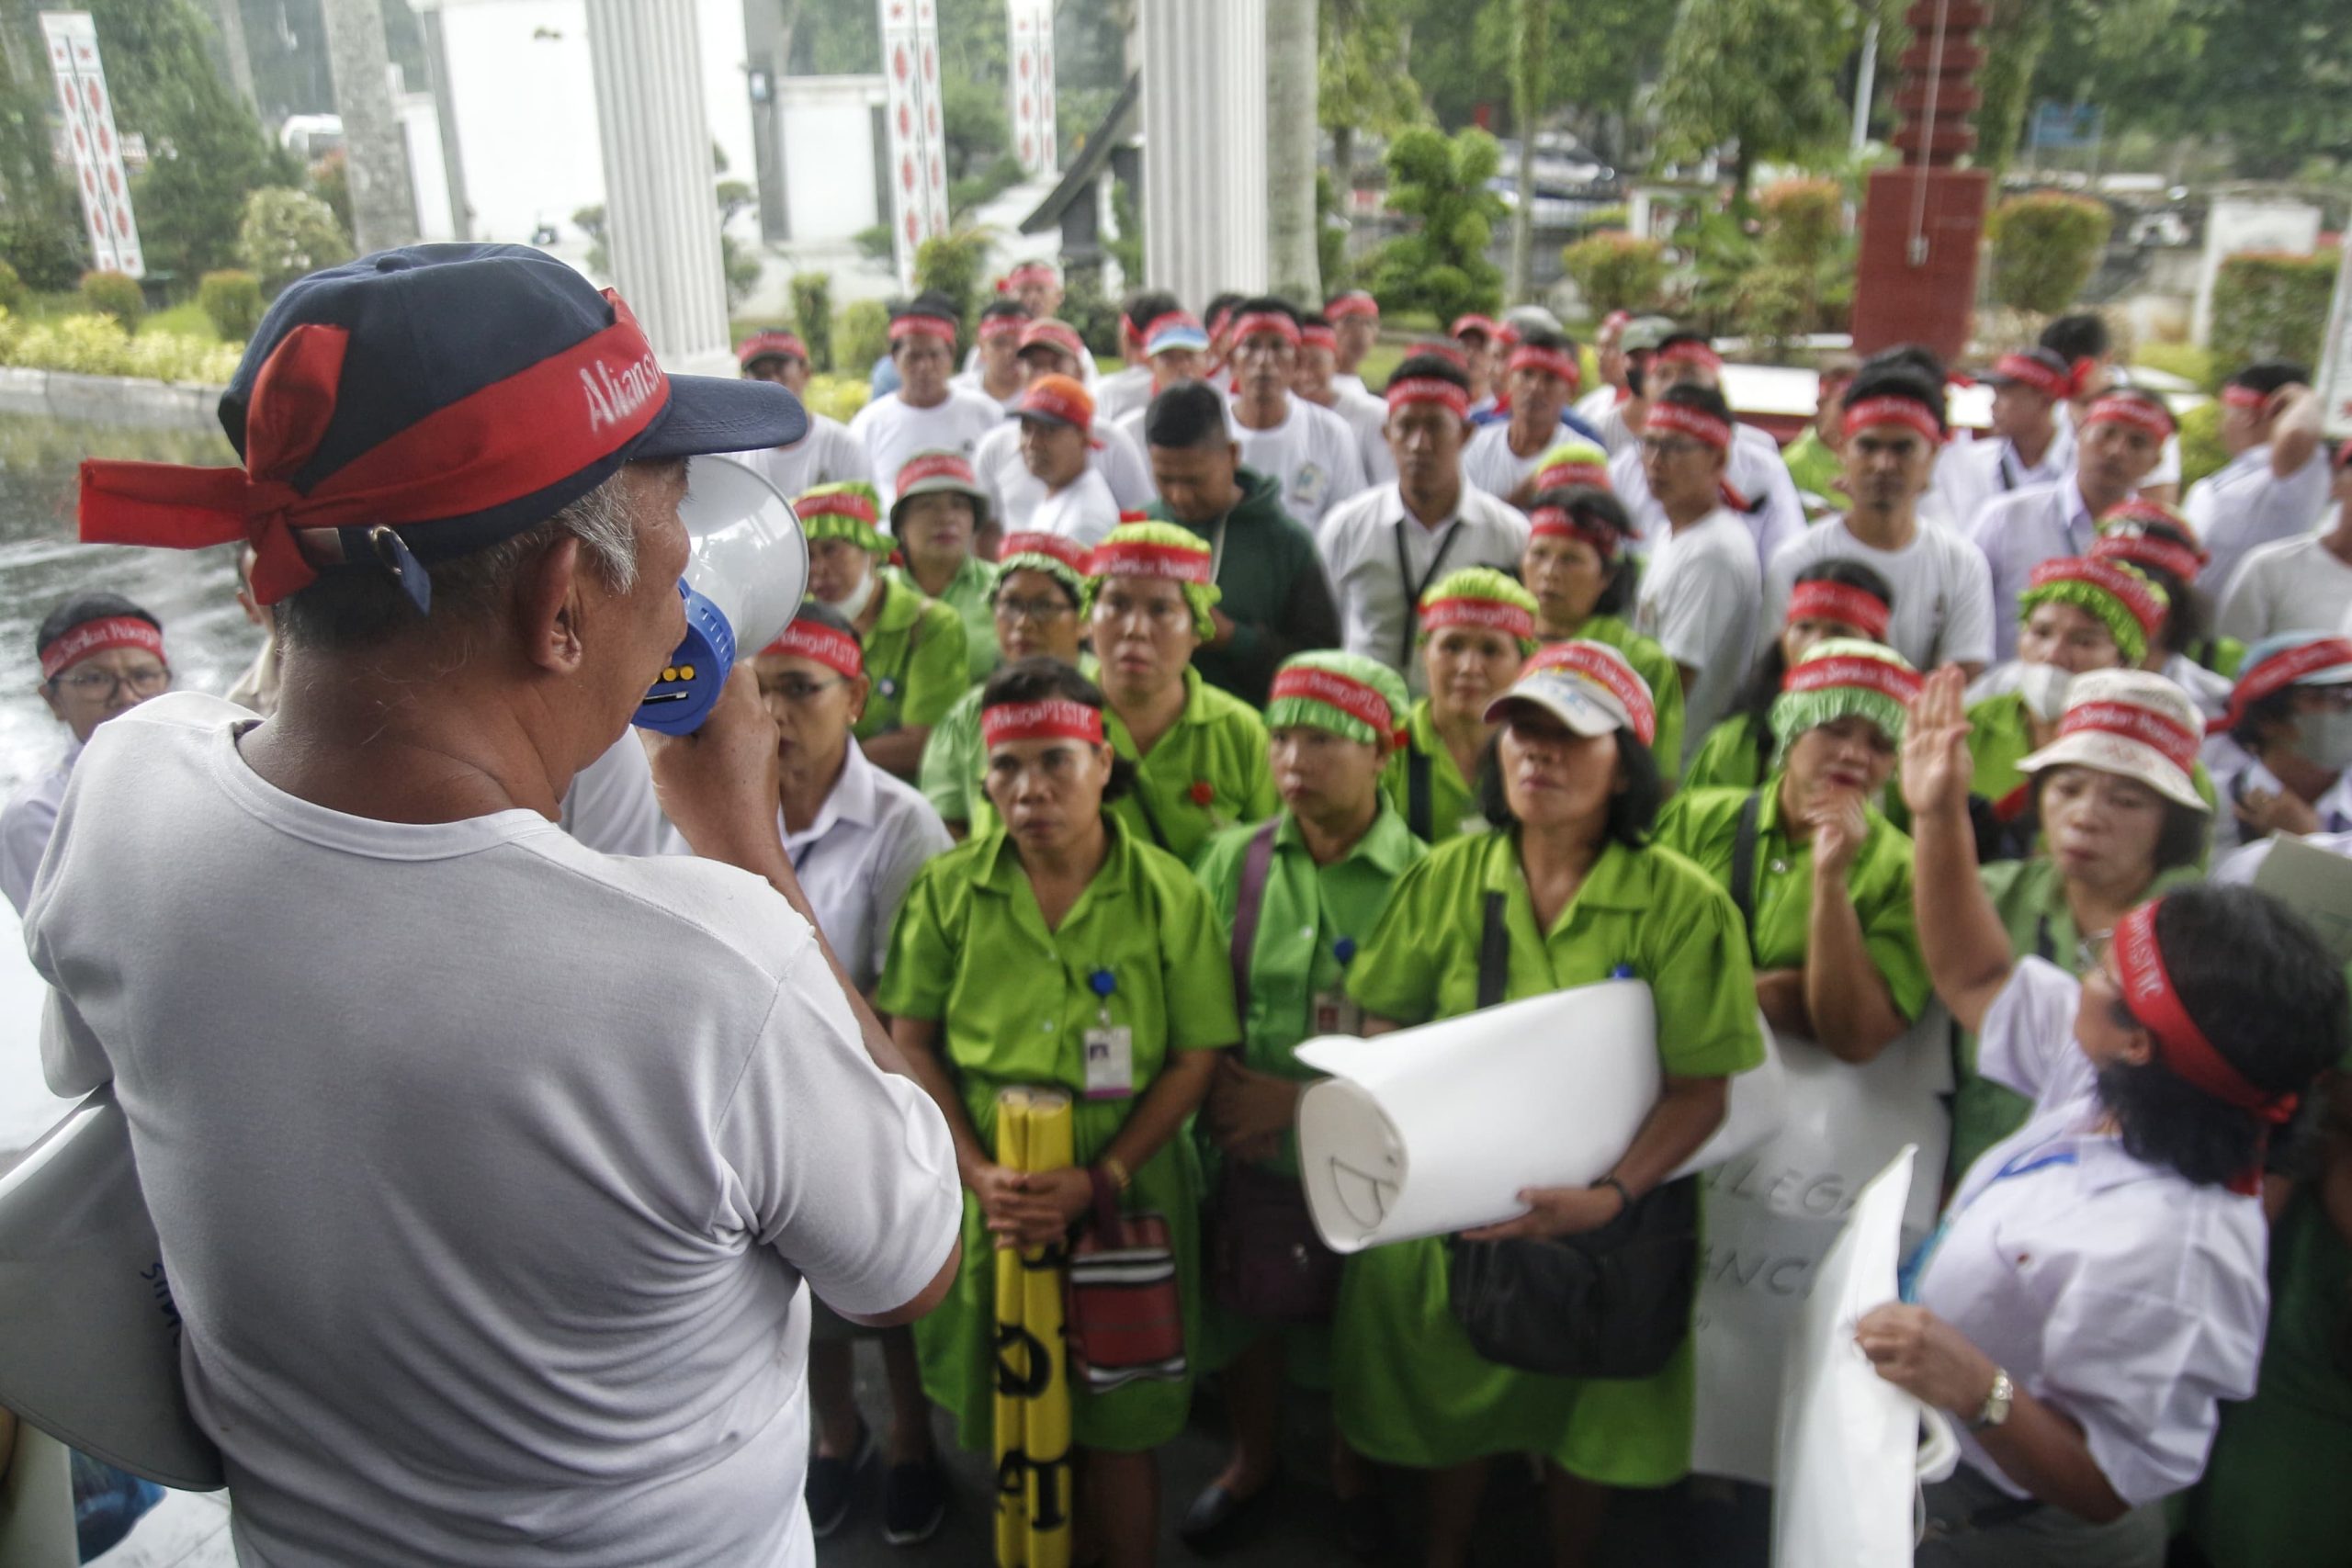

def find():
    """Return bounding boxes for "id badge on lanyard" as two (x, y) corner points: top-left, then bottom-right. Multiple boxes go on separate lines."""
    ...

(1082, 966), (1135, 1100)
(1310, 936), (1364, 1037)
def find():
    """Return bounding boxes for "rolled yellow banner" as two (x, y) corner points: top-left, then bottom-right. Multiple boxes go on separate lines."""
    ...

(993, 1086), (1074, 1568)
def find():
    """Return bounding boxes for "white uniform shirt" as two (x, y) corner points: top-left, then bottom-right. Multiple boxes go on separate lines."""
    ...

(1766, 514), (1996, 673)
(1634, 507), (1761, 764)
(2186, 445), (2334, 596)
(1933, 423), (2075, 538)
(1917, 957), (2267, 1506)
(2206, 750), (2352, 856)
(1572, 386), (1633, 454)
(1461, 422), (1558, 503)
(1608, 423), (1804, 570)
(783, 739), (953, 994)
(1319, 388), (1394, 489)
(732, 415), (871, 502)
(947, 369), (1023, 412)
(2217, 826), (2352, 885)
(25, 693), (962, 1568)
(848, 388), (1006, 513)
(1026, 468), (1123, 549)
(1230, 395), (1370, 533)
(971, 418), (1152, 532)
(1317, 481), (1530, 692)
(1092, 364), (1156, 428)
(2216, 524), (2352, 644)
(0, 739), (75, 917)
(1968, 477), (2098, 661)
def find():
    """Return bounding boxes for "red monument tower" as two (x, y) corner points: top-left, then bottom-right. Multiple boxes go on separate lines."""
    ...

(1849, 0), (1990, 366)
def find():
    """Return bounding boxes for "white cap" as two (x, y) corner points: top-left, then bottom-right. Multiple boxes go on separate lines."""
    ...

(2018, 669), (2208, 811)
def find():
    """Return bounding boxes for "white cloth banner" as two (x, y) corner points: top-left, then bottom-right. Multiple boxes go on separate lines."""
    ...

(1007, 0), (1057, 177)
(877, 0), (946, 289)
(1690, 1010), (1952, 1483)
(40, 11), (143, 278)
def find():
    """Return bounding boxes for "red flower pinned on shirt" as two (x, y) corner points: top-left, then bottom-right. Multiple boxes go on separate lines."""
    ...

(1190, 780), (1216, 807)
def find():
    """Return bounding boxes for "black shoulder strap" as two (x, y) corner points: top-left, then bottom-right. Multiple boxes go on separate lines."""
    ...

(1127, 789), (1172, 853)
(1408, 746), (1433, 840)
(1728, 791), (1762, 950)
(1228, 820), (1281, 1022)
(1476, 891), (1510, 1010)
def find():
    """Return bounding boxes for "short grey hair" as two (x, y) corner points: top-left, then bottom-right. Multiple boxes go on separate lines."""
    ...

(274, 467), (644, 652)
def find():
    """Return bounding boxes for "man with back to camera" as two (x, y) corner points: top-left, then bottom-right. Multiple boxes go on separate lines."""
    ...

(2188, 360), (2328, 597)
(39, 243), (963, 1566)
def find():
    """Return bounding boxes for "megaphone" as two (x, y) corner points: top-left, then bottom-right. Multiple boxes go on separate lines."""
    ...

(633, 454), (808, 735)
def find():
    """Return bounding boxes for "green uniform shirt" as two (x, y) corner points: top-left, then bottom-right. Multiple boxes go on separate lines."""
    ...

(1572, 614), (1688, 780)
(919, 684), (987, 830)
(1106, 667), (1277, 867)
(1193, 804), (1427, 1177)
(1653, 781), (1932, 1021)
(1330, 829), (1764, 1482)
(1780, 428), (1849, 514)
(891, 556), (1000, 685)
(1380, 698), (1486, 844)
(1683, 714), (1775, 795)
(876, 816), (1241, 1451)
(853, 573), (968, 745)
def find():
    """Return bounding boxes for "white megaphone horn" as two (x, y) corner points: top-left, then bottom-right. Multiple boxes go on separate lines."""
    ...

(633, 454), (809, 734)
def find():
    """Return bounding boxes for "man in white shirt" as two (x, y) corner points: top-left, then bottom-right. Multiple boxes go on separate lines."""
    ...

(959, 259), (1098, 383)
(2222, 445), (2352, 643)
(1631, 384), (1762, 763)
(1003, 374), (1122, 547)
(1572, 310), (1634, 451)
(1326, 288), (1381, 400)
(1768, 365), (1995, 678)
(947, 299), (1032, 411)
(1450, 312), (1505, 418)
(1463, 326), (1592, 504)
(1970, 387), (2170, 660)
(1606, 330), (1804, 570)
(1227, 297), (1369, 532)
(1094, 289), (1184, 426)
(2041, 312), (2184, 504)
(0, 592), (171, 914)
(1933, 345), (2076, 536)
(2186, 363), (2330, 595)
(1108, 309), (1210, 451)
(40, 244), (961, 1567)
(1317, 355), (1528, 691)
(732, 329), (872, 499)
(974, 321), (1154, 525)
(1295, 309), (1392, 485)
(849, 293), (1004, 512)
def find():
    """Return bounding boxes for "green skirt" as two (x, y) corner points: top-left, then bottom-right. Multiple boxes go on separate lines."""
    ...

(1330, 1233), (1695, 1484)
(912, 1080), (1202, 1454)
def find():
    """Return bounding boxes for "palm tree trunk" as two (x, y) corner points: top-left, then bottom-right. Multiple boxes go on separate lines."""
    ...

(1266, 0), (1320, 301)
(320, 0), (419, 252)
(1508, 0), (1550, 305)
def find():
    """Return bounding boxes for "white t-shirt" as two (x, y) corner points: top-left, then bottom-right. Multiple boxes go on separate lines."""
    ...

(1319, 389), (1394, 489)
(729, 413), (870, 502)
(0, 739), (74, 917)
(560, 731), (685, 858)
(948, 368), (1023, 412)
(1634, 507), (1761, 763)
(1767, 515), (1996, 672)
(1918, 957), (2267, 1506)
(1229, 395), (1369, 533)
(848, 389), (1006, 513)
(1572, 386), (1631, 453)
(1461, 422), (1555, 504)
(2185, 445), (2334, 595)
(1608, 423), (1804, 570)
(26, 694), (961, 1567)
(785, 739), (953, 994)
(1092, 364), (1156, 428)
(1027, 467), (1124, 549)
(1317, 481), (1530, 692)
(971, 418), (1152, 532)
(2216, 524), (2352, 644)
(1932, 423), (2075, 539)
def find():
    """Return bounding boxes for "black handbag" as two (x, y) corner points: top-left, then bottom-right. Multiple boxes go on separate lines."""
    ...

(1443, 890), (1702, 1380)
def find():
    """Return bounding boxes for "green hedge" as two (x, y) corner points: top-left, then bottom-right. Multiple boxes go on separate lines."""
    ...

(1987, 192), (2111, 315)
(0, 307), (242, 382)
(79, 269), (144, 326)
(197, 270), (265, 342)
(2210, 250), (2336, 372)
(1560, 231), (1667, 316)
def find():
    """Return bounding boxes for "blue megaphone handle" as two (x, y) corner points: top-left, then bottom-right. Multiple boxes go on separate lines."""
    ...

(633, 580), (738, 735)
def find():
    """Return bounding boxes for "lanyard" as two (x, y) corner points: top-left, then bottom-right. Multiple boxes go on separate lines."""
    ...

(1393, 513), (1464, 670)
(1899, 1142), (2079, 1303)
(1996, 443), (2020, 493)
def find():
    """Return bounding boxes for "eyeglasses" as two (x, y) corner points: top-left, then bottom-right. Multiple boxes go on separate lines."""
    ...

(995, 594), (1077, 625)
(53, 665), (169, 699)
(758, 675), (846, 705)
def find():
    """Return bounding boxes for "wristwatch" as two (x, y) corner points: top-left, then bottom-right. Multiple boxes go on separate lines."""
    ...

(1970, 1369), (2015, 1431)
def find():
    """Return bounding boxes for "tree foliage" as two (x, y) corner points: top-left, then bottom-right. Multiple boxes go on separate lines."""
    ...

(1559, 231), (1667, 314)
(1363, 125), (1505, 323)
(1985, 191), (2110, 315)
(235, 186), (352, 295)
(1649, 0), (1857, 196)
(2210, 250), (2337, 371)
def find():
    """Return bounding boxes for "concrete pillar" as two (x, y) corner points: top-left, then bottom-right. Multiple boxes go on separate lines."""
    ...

(583, 0), (733, 374)
(320, 0), (420, 253)
(1139, 0), (1267, 306)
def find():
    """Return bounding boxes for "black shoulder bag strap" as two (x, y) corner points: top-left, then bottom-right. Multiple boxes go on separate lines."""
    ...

(1228, 820), (1281, 1022)
(1127, 789), (1173, 853)
(1408, 747), (1434, 840)
(1728, 790), (1763, 953)
(1476, 891), (1510, 1010)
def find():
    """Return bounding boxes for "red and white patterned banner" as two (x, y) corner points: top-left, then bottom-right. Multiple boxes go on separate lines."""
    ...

(878, 0), (947, 289)
(41, 12), (142, 279)
(1008, 0), (1058, 178)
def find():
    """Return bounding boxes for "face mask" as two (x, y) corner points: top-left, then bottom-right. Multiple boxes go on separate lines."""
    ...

(2293, 707), (2352, 772)
(821, 565), (876, 623)
(2018, 662), (2073, 723)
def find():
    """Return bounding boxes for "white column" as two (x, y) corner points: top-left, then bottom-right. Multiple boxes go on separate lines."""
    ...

(1140, 0), (1267, 307)
(879, 0), (949, 292)
(1008, 0), (1057, 178)
(583, 0), (732, 375)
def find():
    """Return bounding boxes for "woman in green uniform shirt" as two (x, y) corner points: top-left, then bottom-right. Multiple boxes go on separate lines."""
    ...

(797, 472), (968, 781)
(1337, 639), (1764, 1568)
(878, 658), (1238, 1568)
(887, 450), (1001, 685)
(1181, 651), (1427, 1554)
(1684, 558), (1898, 794)
(1517, 484), (1687, 774)
(921, 529), (1091, 837)
(1085, 521), (1277, 865)
(1381, 568), (1538, 844)
(1947, 668), (2211, 1180)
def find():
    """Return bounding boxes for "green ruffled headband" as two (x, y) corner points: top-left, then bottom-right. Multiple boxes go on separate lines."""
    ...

(1264, 649), (1411, 749)
(793, 480), (890, 554)
(1082, 519), (1223, 641)
(1417, 565), (1541, 656)
(1770, 637), (1921, 755)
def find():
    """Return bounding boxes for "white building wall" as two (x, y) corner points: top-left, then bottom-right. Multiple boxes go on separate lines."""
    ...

(776, 76), (883, 243)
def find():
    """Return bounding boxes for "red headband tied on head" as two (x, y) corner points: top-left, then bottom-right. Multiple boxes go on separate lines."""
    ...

(897, 452), (979, 492)
(1419, 592), (1534, 643)
(1089, 538), (1214, 584)
(1449, 314), (1500, 342)
(981, 698), (1104, 750)
(762, 616), (863, 679)
(1001, 263), (1056, 291)
(1020, 321), (1086, 360)
(1645, 400), (1732, 452)
(1842, 395), (1942, 446)
(1385, 377), (1470, 418)
(1326, 293), (1379, 322)
(1506, 344), (1581, 389)
(1270, 665), (1400, 744)
(2221, 385), (2267, 411)
(1535, 457), (1611, 491)
(888, 314), (959, 345)
(79, 293), (668, 608)
(2084, 392), (2175, 441)
(1991, 351), (2075, 400)
(1527, 505), (1619, 560)
(1300, 324), (1340, 353)
(1781, 653), (1921, 705)
(40, 615), (165, 682)
(978, 313), (1027, 342)
(738, 330), (808, 366)
(1524, 640), (1657, 745)
(1786, 580), (1892, 642)
(2211, 636), (2352, 735)
(2115, 899), (2299, 1155)
(1653, 341), (1724, 373)
(1230, 311), (1302, 348)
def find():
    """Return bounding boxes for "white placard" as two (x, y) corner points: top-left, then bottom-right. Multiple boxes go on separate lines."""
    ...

(40, 11), (143, 278)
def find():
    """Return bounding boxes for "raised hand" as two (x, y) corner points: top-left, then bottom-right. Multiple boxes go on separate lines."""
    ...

(1901, 666), (1974, 820)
